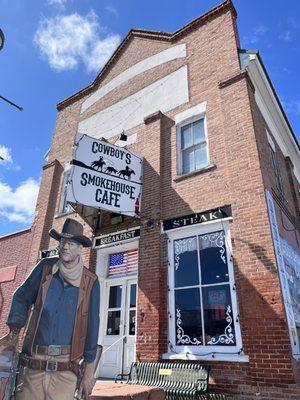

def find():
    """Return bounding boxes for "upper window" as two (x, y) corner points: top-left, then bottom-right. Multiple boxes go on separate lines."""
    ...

(58, 168), (74, 215)
(167, 222), (243, 357)
(267, 131), (284, 196)
(269, 145), (284, 195)
(179, 118), (208, 174)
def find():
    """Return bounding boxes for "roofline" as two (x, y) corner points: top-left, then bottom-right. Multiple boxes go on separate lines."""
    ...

(0, 227), (31, 240)
(239, 49), (300, 152)
(57, 0), (237, 111)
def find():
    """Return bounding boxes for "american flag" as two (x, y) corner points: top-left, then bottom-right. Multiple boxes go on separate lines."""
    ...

(108, 249), (138, 277)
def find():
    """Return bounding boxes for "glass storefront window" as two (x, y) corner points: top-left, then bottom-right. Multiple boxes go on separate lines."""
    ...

(172, 229), (238, 350)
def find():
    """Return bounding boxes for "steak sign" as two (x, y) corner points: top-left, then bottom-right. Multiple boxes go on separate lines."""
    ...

(66, 133), (143, 217)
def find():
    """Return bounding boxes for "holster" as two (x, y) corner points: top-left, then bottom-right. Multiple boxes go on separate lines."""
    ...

(74, 358), (86, 400)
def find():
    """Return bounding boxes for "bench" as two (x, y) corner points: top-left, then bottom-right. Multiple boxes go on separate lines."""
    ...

(115, 361), (222, 399)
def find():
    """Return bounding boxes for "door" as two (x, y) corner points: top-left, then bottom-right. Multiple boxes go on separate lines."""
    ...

(97, 279), (137, 379)
(123, 281), (137, 373)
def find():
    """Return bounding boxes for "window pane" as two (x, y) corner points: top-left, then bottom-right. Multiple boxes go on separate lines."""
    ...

(193, 119), (205, 143)
(130, 284), (137, 308)
(174, 237), (199, 287)
(61, 172), (74, 214)
(270, 147), (277, 171)
(129, 310), (136, 335)
(109, 286), (122, 308)
(199, 231), (229, 284)
(181, 124), (193, 149)
(202, 285), (235, 346)
(106, 310), (121, 335)
(182, 148), (194, 174)
(195, 144), (208, 170)
(175, 288), (202, 345)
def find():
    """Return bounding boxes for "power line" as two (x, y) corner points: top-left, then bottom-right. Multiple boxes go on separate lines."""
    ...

(0, 95), (23, 111)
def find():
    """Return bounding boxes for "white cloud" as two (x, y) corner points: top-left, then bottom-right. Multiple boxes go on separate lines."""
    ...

(0, 145), (13, 164)
(280, 95), (300, 117)
(243, 25), (268, 46)
(288, 17), (300, 29)
(47, 0), (67, 8)
(0, 178), (39, 225)
(0, 144), (21, 171)
(253, 26), (268, 36)
(286, 100), (300, 116)
(251, 26), (268, 44)
(34, 11), (121, 72)
(279, 30), (292, 42)
(84, 35), (120, 72)
(0, 211), (29, 224)
(105, 5), (119, 18)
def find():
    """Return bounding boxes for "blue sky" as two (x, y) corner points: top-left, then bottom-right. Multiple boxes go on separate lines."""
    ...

(0, 0), (299, 237)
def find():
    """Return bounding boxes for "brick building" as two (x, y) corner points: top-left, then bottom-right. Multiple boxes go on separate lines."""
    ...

(0, 228), (32, 338)
(1, 0), (300, 398)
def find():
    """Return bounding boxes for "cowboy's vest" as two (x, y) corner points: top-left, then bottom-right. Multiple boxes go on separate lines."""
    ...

(22, 257), (97, 361)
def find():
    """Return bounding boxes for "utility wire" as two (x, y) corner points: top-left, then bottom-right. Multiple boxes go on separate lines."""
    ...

(0, 95), (23, 111)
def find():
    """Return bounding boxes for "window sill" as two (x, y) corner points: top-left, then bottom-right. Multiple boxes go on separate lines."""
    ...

(173, 164), (216, 183)
(161, 352), (249, 363)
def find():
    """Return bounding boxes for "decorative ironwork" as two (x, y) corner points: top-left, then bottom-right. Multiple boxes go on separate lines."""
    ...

(199, 231), (226, 264)
(207, 305), (235, 345)
(176, 309), (202, 345)
(174, 237), (197, 270)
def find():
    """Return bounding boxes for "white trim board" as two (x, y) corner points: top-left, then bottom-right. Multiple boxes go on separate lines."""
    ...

(174, 101), (207, 124)
(81, 44), (187, 113)
(162, 352), (249, 362)
(241, 52), (300, 184)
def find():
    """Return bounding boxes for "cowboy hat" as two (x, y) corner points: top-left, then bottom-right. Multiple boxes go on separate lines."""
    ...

(49, 218), (92, 248)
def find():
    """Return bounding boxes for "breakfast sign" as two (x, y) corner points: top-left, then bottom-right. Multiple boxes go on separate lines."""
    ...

(66, 133), (143, 217)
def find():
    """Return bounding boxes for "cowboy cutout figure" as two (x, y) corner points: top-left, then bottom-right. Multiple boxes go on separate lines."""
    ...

(0, 218), (100, 400)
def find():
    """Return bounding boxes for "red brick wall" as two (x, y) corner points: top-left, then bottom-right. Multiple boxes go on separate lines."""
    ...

(249, 77), (300, 386)
(0, 228), (32, 337)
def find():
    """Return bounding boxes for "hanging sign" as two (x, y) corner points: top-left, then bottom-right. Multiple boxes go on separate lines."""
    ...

(162, 205), (232, 232)
(66, 133), (143, 217)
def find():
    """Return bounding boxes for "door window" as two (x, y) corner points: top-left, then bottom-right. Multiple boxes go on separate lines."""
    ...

(128, 284), (137, 336)
(106, 285), (122, 335)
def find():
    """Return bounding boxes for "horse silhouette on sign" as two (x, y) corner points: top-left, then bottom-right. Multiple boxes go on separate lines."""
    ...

(91, 156), (106, 172)
(105, 166), (118, 174)
(118, 166), (135, 180)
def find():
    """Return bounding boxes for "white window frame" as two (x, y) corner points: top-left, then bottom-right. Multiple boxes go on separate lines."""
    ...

(163, 219), (247, 362)
(267, 130), (284, 196)
(175, 102), (210, 175)
(57, 164), (74, 215)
